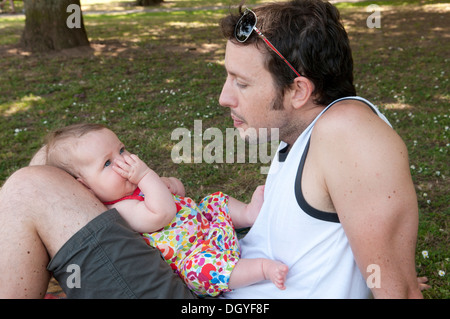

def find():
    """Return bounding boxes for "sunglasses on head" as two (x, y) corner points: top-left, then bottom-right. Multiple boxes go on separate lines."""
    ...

(234, 8), (301, 78)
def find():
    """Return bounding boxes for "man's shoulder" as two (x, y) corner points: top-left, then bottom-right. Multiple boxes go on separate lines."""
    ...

(313, 98), (388, 137)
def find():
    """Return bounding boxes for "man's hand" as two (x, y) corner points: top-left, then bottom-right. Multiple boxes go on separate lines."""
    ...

(113, 154), (151, 185)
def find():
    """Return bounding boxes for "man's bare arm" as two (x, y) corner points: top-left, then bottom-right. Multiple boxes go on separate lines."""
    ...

(315, 102), (422, 298)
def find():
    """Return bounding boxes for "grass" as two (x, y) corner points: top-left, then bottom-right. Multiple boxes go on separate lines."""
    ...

(0, 0), (448, 298)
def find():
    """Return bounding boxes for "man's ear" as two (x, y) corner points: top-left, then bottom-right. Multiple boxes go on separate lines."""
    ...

(290, 76), (315, 110)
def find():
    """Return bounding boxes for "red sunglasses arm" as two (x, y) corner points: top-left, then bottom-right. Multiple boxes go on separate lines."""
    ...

(253, 26), (302, 78)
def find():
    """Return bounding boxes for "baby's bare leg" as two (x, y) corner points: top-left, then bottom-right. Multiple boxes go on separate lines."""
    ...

(228, 258), (289, 290)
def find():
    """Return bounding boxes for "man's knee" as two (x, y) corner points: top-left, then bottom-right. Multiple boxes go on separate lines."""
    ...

(2, 165), (63, 190)
(1, 165), (106, 258)
(3, 165), (94, 201)
(2, 166), (63, 207)
(1, 165), (104, 222)
(0, 166), (41, 208)
(1, 166), (71, 221)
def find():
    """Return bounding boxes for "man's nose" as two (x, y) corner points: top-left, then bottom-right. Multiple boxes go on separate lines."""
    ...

(219, 77), (236, 109)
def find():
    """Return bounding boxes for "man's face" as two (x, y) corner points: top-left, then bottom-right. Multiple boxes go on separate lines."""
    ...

(219, 41), (293, 143)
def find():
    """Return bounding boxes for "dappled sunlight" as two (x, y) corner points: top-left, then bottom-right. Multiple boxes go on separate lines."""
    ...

(81, 0), (137, 12)
(383, 102), (414, 110)
(3, 47), (32, 56)
(165, 21), (216, 29)
(89, 39), (130, 57)
(197, 43), (221, 54)
(79, 0), (280, 13)
(343, 3), (449, 41)
(0, 94), (42, 116)
(434, 94), (450, 104)
(423, 3), (450, 13)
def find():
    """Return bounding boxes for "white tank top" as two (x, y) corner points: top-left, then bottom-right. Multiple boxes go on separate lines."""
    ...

(224, 97), (391, 299)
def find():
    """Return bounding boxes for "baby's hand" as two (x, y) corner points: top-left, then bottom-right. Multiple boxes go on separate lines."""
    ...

(161, 177), (185, 196)
(113, 154), (151, 185)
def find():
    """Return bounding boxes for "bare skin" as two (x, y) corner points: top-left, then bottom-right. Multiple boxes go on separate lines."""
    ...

(0, 165), (105, 298)
(112, 151), (288, 290)
(229, 258), (289, 290)
(220, 41), (424, 298)
(0, 30), (426, 299)
(7, 127), (288, 296)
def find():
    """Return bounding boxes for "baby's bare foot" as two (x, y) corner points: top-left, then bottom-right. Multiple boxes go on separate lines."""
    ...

(262, 260), (289, 290)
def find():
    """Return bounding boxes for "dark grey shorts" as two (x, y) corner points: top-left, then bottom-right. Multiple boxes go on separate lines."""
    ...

(47, 209), (196, 299)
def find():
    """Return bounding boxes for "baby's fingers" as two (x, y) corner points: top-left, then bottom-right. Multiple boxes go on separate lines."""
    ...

(113, 159), (131, 175)
(126, 154), (143, 166)
(122, 153), (134, 164)
(112, 163), (128, 178)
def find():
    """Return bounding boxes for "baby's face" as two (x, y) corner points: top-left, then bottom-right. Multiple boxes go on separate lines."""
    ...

(75, 128), (136, 202)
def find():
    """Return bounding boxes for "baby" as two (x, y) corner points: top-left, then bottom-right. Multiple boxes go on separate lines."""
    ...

(43, 123), (288, 297)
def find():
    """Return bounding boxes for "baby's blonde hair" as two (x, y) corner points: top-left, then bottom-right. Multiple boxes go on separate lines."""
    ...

(45, 123), (107, 178)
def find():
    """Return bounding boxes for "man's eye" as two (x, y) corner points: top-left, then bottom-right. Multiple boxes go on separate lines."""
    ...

(236, 82), (248, 89)
(120, 147), (125, 154)
(104, 160), (111, 168)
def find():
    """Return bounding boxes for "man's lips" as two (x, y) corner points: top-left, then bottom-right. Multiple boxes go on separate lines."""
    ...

(231, 113), (245, 127)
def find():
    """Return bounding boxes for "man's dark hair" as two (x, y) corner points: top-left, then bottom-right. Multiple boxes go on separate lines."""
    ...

(220, 0), (356, 107)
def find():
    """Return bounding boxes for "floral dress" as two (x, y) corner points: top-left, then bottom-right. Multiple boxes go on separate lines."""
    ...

(105, 188), (240, 297)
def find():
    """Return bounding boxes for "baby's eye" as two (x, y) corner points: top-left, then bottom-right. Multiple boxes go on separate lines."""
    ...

(104, 160), (111, 168)
(120, 147), (125, 154)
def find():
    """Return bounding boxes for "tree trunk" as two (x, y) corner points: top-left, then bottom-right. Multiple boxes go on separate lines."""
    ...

(21, 0), (90, 52)
(137, 0), (164, 6)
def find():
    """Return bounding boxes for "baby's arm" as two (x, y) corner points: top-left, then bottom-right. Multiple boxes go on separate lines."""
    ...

(112, 154), (177, 233)
(161, 176), (185, 197)
(228, 185), (264, 229)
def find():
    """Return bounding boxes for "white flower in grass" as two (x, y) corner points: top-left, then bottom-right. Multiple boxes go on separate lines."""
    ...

(422, 251), (429, 259)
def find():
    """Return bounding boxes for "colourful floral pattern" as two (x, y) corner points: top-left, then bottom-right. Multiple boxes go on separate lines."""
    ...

(141, 192), (240, 297)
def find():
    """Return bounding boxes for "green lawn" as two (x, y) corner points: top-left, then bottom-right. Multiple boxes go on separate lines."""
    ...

(0, 0), (448, 298)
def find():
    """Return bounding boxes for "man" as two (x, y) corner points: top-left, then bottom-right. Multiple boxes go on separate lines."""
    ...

(0, 0), (423, 298)
(218, 1), (422, 298)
